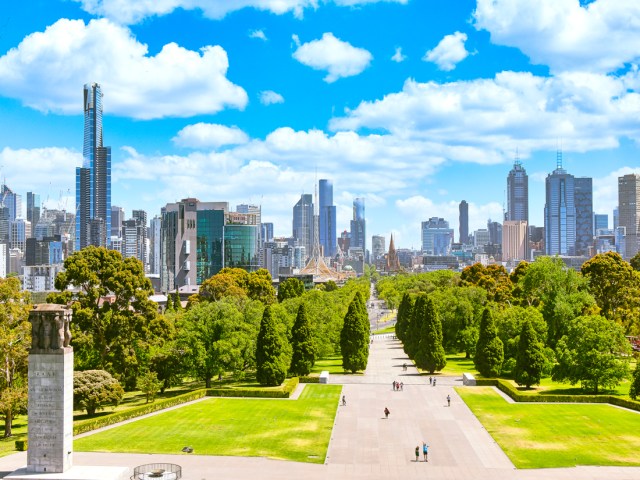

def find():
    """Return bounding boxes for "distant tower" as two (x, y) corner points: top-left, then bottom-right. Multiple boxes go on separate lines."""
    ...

(386, 234), (400, 272)
(506, 157), (528, 222)
(544, 152), (576, 255)
(618, 173), (640, 259)
(350, 198), (366, 251)
(292, 194), (314, 259)
(75, 82), (111, 250)
(27, 192), (41, 229)
(319, 179), (337, 257)
(459, 200), (469, 244)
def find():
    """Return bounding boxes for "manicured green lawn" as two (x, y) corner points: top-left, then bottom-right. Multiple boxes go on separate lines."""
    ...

(310, 355), (346, 374)
(457, 387), (640, 468)
(439, 353), (478, 376)
(75, 384), (341, 463)
(372, 324), (395, 334)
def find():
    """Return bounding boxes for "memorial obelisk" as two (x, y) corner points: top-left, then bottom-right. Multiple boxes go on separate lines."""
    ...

(26, 304), (73, 473)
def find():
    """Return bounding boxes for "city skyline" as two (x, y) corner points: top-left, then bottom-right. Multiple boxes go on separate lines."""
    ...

(1, 1), (640, 249)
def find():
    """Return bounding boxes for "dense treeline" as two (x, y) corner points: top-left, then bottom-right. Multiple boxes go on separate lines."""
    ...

(40, 247), (371, 399)
(381, 252), (640, 393)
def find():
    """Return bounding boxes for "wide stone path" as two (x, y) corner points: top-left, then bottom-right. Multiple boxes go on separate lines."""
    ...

(1, 336), (639, 479)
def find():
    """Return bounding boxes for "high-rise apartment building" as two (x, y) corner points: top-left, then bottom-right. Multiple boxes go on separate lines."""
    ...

(350, 197), (366, 251)
(293, 194), (314, 257)
(1, 184), (21, 245)
(502, 220), (528, 262)
(487, 219), (502, 245)
(618, 173), (640, 259)
(574, 177), (593, 256)
(27, 192), (41, 229)
(371, 235), (385, 260)
(544, 157), (576, 256)
(421, 217), (453, 255)
(149, 216), (162, 275)
(319, 179), (337, 257)
(160, 199), (228, 292)
(459, 200), (469, 244)
(111, 206), (124, 239)
(76, 82), (111, 250)
(506, 160), (528, 221)
(11, 219), (31, 253)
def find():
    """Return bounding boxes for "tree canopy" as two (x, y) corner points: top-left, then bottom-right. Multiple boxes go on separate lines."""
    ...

(340, 292), (369, 373)
(73, 369), (124, 415)
(289, 303), (316, 376)
(255, 306), (289, 386)
(474, 307), (504, 377)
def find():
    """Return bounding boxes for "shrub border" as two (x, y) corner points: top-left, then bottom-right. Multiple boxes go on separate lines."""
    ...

(473, 378), (640, 412)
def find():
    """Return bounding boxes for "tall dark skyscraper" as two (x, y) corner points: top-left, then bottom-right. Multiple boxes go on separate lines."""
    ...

(76, 82), (111, 251)
(574, 177), (593, 256)
(459, 200), (469, 244)
(319, 179), (336, 257)
(506, 159), (528, 222)
(292, 194), (314, 257)
(26, 192), (41, 229)
(619, 173), (640, 259)
(350, 197), (366, 251)
(544, 154), (576, 256)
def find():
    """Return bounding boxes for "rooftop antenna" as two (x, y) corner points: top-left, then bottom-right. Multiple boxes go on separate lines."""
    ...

(556, 139), (563, 170)
(514, 147), (521, 166)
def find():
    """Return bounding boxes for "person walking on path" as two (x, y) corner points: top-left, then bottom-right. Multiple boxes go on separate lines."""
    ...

(342, 395), (346, 406)
(447, 394), (450, 406)
(392, 381), (396, 391)
(423, 442), (429, 462)
(400, 382), (404, 391)
(415, 445), (420, 462)
(429, 376), (432, 385)
(403, 363), (407, 371)
(384, 407), (390, 419)
(433, 378), (437, 387)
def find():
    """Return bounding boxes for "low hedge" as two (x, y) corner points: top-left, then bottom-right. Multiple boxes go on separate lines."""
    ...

(73, 389), (207, 435)
(471, 378), (640, 412)
(298, 376), (320, 384)
(206, 377), (299, 399)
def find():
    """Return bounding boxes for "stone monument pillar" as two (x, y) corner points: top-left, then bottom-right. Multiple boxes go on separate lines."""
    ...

(27, 304), (73, 473)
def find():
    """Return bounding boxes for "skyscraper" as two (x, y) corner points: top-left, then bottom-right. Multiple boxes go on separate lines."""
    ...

(574, 177), (593, 256)
(594, 214), (608, 231)
(76, 82), (111, 250)
(459, 200), (469, 244)
(506, 159), (528, 222)
(371, 235), (385, 260)
(26, 192), (41, 229)
(544, 155), (576, 256)
(292, 194), (314, 258)
(111, 206), (124, 239)
(350, 197), (366, 251)
(421, 217), (453, 255)
(319, 179), (337, 257)
(618, 173), (640, 259)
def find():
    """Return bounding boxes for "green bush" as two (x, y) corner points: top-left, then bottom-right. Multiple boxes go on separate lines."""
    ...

(298, 376), (320, 383)
(15, 440), (27, 451)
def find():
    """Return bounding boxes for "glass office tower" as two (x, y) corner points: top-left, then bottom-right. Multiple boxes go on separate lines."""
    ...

(319, 179), (337, 257)
(76, 82), (111, 250)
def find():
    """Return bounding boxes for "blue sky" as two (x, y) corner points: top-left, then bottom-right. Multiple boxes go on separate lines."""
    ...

(1, 0), (639, 250)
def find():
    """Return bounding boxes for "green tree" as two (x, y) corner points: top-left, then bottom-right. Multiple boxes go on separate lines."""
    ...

(581, 251), (640, 334)
(553, 315), (631, 393)
(137, 371), (163, 403)
(404, 295), (426, 358)
(278, 278), (305, 302)
(178, 301), (254, 387)
(73, 370), (125, 415)
(340, 293), (369, 373)
(629, 362), (640, 400)
(289, 304), (316, 376)
(461, 263), (512, 303)
(324, 280), (338, 292)
(414, 297), (446, 373)
(474, 307), (504, 377)
(52, 246), (160, 389)
(513, 320), (546, 388)
(255, 306), (289, 385)
(395, 293), (414, 342)
(0, 278), (30, 437)
(247, 269), (277, 304)
(630, 251), (640, 272)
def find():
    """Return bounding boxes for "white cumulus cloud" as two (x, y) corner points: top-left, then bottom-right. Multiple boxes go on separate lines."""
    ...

(249, 29), (268, 41)
(391, 47), (406, 63)
(0, 18), (248, 119)
(75, 0), (408, 24)
(330, 71), (640, 155)
(474, 0), (640, 73)
(260, 90), (285, 105)
(292, 32), (373, 83)
(172, 123), (250, 149)
(424, 31), (470, 71)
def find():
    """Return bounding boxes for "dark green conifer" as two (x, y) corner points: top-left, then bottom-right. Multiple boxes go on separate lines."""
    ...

(340, 294), (369, 373)
(474, 307), (504, 377)
(415, 297), (447, 373)
(513, 320), (545, 388)
(289, 304), (316, 376)
(255, 306), (288, 385)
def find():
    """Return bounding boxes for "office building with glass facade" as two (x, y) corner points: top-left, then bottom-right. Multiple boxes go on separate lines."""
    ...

(618, 173), (640, 259)
(350, 197), (366, 251)
(544, 162), (576, 256)
(76, 83), (111, 250)
(319, 179), (337, 257)
(506, 160), (528, 222)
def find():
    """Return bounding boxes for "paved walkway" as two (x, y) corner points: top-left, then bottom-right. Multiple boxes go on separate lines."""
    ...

(1, 336), (640, 479)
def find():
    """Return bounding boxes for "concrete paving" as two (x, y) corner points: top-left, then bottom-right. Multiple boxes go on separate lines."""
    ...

(2, 336), (640, 480)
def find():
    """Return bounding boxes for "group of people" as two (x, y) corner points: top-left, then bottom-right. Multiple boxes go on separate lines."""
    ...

(429, 376), (437, 386)
(392, 380), (404, 391)
(414, 442), (429, 462)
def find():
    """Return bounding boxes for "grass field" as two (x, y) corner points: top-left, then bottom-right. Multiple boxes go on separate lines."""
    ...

(372, 324), (395, 334)
(75, 384), (341, 463)
(310, 355), (346, 374)
(457, 386), (640, 469)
